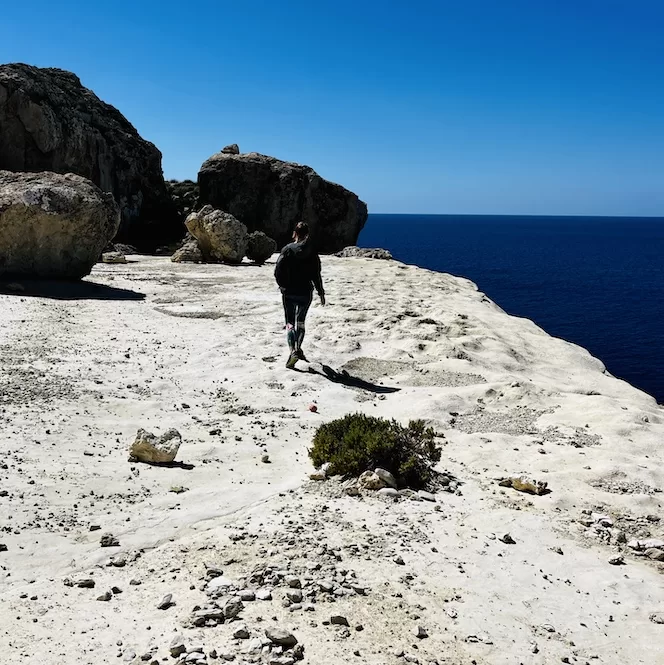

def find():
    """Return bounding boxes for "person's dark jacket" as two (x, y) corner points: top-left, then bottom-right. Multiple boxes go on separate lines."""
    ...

(275, 240), (324, 297)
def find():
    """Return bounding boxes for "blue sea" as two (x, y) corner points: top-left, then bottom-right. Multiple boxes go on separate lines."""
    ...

(358, 214), (664, 404)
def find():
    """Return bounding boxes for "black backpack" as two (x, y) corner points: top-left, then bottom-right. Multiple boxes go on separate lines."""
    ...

(274, 247), (294, 289)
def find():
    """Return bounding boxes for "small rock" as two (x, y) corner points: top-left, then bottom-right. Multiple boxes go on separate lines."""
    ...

(375, 468), (398, 489)
(499, 533), (516, 544)
(378, 487), (398, 499)
(414, 625), (428, 639)
(239, 589), (256, 601)
(649, 612), (664, 624)
(97, 590), (112, 601)
(233, 625), (251, 639)
(394, 555), (405, 565)
(89, 525), (101, 532)
(100, 533), (119, 547)
(223, 597), (244, 618)
(157, 593), (173, 610)
(129, 428), (182, 464)
(645, 548), (664, 562)
(101, 251), (127, 264)
(330, 615), (349, 626)
(75, 578), (96, 588)
(498, 476), (548, 495)
(418, 491), (436, 502)
(170, 636), (186, 658)
(256, 588), (273, 601)
(608, 556), (625, 566)
(358, 470), (385, 491)
(265, 627), (298, 647)
(286, 576), (301, 588)
(261, 454), (270, 463)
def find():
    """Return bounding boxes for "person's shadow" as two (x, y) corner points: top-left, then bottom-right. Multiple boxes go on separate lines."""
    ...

(297, 363), (400, 394)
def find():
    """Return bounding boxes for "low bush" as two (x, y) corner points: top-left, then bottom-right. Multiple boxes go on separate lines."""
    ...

(309, 413), (441, 489)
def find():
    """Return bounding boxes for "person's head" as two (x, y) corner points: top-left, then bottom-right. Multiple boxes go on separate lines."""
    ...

(293, 222), (309, 242)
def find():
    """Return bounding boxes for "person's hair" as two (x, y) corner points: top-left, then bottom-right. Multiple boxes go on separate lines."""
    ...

(293, 222), (309, 241)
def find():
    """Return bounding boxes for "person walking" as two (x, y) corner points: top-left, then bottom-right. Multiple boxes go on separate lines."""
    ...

(274, 222), (325, 369)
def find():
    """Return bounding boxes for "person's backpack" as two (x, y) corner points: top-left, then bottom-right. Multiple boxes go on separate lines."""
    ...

(274, 247), (294, 289)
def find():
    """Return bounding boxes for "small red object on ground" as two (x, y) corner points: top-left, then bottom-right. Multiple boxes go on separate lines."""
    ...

(308, 404), (318, 413)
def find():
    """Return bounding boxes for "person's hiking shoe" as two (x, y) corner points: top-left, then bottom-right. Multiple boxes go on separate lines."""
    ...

(296, 349), (309, 362)
(286, 352), (299, 369)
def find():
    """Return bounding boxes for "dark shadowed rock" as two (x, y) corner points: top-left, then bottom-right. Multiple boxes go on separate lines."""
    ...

(165, 179), (198, 220)
(0, 170), (119, 279)
(197, 152), (367, 253)
(0, 63), (180, 250)
(246, 231), (277, 264)
(335, 246), (393, 260)
(221, 143), (240, 154)
(185, 205), (247, 264)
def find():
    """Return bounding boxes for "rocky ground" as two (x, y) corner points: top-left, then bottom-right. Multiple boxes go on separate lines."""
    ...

(0, 256), (662, 665)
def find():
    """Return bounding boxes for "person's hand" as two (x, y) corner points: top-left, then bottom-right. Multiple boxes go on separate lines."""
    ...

(319, 293), (326, 306)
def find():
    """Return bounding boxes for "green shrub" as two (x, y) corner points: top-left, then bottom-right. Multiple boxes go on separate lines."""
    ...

(309, 413), (441, 489)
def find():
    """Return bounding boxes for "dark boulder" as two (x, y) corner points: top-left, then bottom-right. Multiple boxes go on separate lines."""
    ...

(221, 144), (240, 155)
(165, 179), (199, 220)
(197, 152), (368, 253)
(246, 231), (277, 265)
(0, 63), (180, 250)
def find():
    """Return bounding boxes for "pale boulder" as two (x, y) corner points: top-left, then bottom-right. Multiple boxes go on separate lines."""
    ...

(185, 205), (247, 264)
(0, 170), (119, 279)
(129, 428), (182, 464)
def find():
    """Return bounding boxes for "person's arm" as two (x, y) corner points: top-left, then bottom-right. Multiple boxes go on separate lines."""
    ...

(312, 254), (325, 305)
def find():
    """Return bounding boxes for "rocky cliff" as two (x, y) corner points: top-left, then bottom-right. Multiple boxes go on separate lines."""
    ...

(198, 151), (368, 253)
(0, 63), (180, 250)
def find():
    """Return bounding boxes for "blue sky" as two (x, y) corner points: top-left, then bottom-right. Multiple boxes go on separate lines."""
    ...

(2, 1), (663, 215)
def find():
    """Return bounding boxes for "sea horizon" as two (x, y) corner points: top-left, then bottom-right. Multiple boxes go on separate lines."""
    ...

(359, 213), (664, 404)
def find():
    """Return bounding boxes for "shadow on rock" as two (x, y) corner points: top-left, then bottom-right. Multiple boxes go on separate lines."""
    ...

(301, 363), (401, 394)
(0, 280), (146, 301)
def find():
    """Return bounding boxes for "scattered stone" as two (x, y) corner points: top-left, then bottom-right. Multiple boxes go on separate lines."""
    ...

(239, 589), (256, 601)
(418, 490), (436, 502)
(97, 590), (112, 601)
(89, 524), (101, 532)
(74, 578), (96, 588)
(627, 538), (664, 551)
(378, 487), (399, 498)
(608, 556), (625, 566)
(157, 593), (173, 610)
(233, 625), (250, 639)
(645, 548), (664, 561)
(222, 597), (244, 619)
(375, 468), (398, 489)
(499, 533), (516, 545)
(330, 615), (350, 626)
(498, 476), (548, 495)
(100, 533), (119, 547)
(358, 471), (385, 491)
(414, 625), (428, 639)
(649, 612), (664, 624)
(256, 588), (273, 601)
(265, 627), (298, 647)
(101, 251), (127, 264)
(394, 555), (405, 565)
(261, 454), (271, 464)
(0, 544), (7, 552)
(129, 428), (182, 464)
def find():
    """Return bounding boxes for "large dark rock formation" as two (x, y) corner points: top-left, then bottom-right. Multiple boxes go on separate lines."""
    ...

(0, 170), (120, 279)
(0, 63), (180, 250)
(197, 151), (368, 253)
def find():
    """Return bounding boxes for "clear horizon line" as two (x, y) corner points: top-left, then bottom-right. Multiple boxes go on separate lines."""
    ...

(368, 212), (664, 219)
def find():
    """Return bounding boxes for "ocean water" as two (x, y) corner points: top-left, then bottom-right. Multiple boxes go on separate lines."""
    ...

(358, 214), (664, 404)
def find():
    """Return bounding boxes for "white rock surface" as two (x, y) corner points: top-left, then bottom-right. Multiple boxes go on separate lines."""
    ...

(0, 255), (662, 665)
